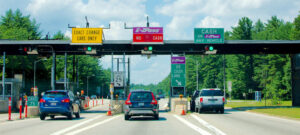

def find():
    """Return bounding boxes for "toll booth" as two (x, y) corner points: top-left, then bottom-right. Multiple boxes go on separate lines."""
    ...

(0, 78), (22, 112)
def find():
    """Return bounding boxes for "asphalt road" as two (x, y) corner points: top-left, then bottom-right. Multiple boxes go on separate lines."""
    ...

(0, 99), (299, 135)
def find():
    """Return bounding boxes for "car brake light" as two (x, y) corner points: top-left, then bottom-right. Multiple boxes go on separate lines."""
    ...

(125, 100), (132, 105)
(200, 97), (203, 103)
(61, 98), (70, 103)
(40, 99), (46, 103)
(125, 92), (132, 105)
(151, 93), (157, 105)
(222, 97), (225, 103)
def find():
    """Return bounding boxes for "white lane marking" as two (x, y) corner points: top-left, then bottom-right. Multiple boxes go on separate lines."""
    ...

(65, 115), (121, 135)
(0, 118), (39, 125)
(173, 115), (212, 135)
(50, 115), (104, 135)
(191, 114), (226, 135)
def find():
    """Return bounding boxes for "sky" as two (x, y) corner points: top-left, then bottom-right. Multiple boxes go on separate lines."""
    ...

(0, 0), (300, 85)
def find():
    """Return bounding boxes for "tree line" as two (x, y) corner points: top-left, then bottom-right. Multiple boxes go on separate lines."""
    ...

(0, 9), (111, 97)
(136, 13), (300, 104)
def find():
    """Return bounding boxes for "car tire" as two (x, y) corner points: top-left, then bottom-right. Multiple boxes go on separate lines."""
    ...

(125, 114), (130, 120)
(75, 112), (80, 118)
(199, 108), (203, 114)
(40, 114), (46, 120)
(68, 110), (73, 120)
(50, 115), (55, 119)
(220, 108), (224, 114)
(154, 114), (159, 120)
(195, 107), (198, 113)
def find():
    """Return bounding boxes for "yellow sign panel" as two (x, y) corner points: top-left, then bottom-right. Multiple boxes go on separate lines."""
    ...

(72, 28), (103, 44)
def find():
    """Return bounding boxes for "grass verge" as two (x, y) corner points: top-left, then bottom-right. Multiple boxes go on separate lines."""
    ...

(249, 108), (300, 120)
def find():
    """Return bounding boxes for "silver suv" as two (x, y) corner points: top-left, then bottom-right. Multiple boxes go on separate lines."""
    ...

(195, 89), (225, 113)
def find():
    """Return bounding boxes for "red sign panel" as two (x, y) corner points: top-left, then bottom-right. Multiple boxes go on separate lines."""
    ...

(133, 27), (163, 44)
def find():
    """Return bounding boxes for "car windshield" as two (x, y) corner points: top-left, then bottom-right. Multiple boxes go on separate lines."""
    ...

(130, 92), (153, 101)
(200, 90), (223, 96)
(44, 92), (67, 98)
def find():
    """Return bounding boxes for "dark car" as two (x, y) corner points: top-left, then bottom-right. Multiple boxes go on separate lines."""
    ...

(124, 91), (159, 120)
(39, 90), (80, 120)
(190, 90), (200, 112)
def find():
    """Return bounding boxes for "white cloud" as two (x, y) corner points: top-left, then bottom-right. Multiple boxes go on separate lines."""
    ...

(196, 16), (222, 28)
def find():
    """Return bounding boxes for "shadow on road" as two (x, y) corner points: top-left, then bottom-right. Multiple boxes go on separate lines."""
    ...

(229, 106), (295, 111)
(129, 116), (167, 121)
(82, 110), (107, 113)
(45, 116), (86, 121)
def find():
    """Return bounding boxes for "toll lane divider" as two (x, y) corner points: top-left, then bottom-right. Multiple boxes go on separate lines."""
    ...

(191, 114), (227, 135)
(65, 115), (121, 135)
(173, 115), (212, 135)
(50, 115), (104, 135)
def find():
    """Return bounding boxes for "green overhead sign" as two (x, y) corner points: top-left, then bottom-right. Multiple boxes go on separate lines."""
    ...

(194, 28), (224, 44)
(171, 57), (186, 87)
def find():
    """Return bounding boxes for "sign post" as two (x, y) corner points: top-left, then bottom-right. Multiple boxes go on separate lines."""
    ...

(171, 57), (186, 96)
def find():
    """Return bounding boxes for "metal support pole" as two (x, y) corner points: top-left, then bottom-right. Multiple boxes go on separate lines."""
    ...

(87, 76), (89, 96)
(64, 52), (67, 90)
(111, 53), (114, 100)
(223, 55), (226, 99)
(51, 52), (56, 90)
(196, 61), (199, 90)
(127, 57), (130, 97)
(76, 57), (79, 89)
(2, 52), (6, 99)
(123, 53), (126, 99)
(117, 59), (119, 72)
(34, 61), (36, 88)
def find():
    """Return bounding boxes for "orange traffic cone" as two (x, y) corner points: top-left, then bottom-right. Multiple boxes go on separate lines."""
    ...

(107, 104), (112, 116)
(181, 109), (186, 115)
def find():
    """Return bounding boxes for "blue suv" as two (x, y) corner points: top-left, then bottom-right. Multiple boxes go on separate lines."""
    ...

(39, 90), (80, 120)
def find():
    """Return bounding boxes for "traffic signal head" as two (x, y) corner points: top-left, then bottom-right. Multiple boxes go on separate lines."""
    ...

(205, 46), (214, 51)
(87, 46), (92, 51)
(144, 46), (153, 51)
(84, 46), (92, 51)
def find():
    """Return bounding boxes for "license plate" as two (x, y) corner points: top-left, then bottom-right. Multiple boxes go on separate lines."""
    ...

(209, 99), (217, 101)
(138, 103), (144, 106)
(50, 103), (56, 106)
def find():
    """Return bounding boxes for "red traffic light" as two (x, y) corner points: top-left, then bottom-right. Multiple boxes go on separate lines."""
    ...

(24, 47), (28, 52)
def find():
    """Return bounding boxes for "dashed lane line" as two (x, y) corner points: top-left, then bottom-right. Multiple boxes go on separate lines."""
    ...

(191, 114), (227, 135)
(50, 115), (104, 135)
(65, 115), (121, 135)
(173, 115), (212, 135)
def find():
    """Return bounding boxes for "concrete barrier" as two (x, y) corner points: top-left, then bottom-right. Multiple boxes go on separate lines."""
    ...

(171, 98), (188, 114)
(0, 100), (8, 112)
(112, 100), (124, 114)
(27, 106), (39, 117)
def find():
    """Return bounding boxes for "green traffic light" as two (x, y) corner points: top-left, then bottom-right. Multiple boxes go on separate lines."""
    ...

(209, 46), (214, 51)
(148, 46), (153, 51)
(87, 47), (92, 51)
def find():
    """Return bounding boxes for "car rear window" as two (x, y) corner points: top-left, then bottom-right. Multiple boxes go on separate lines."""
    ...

(44, 92), (67, 98)
(130, 92), (153, 101)
(200, 90), (223, 96)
